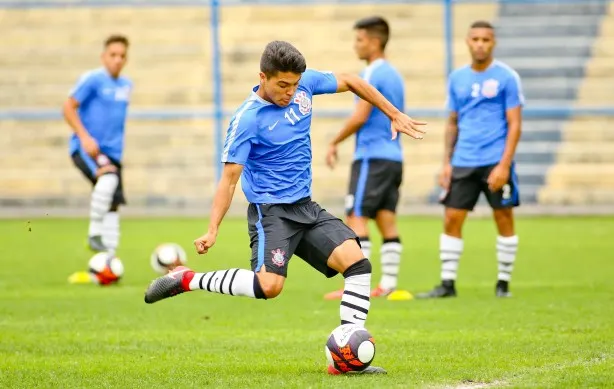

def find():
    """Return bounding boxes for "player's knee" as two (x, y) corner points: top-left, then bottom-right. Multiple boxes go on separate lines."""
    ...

(96, 164), (118, 178)
(342, 257), (372, 278)
(443, 210), (464, 237)
(255, 271), (284, 299)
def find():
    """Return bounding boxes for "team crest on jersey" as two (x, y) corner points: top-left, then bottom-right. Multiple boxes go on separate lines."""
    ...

(481, 79), (500, 98)
(293, 91), (312, 115)
(271, 249), (286, 267)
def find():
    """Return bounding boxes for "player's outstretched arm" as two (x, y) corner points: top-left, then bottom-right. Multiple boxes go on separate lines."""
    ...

(326, 100), (371, 169)
(334, 73), (426, 140)
(62, 97), (100, 157)
(194, 163), (243, 254)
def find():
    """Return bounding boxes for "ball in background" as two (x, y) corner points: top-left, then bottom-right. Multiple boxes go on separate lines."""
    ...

(150, 243), (187, 274)
(325, 324), (376, 373)
(88, 252), (124, 285)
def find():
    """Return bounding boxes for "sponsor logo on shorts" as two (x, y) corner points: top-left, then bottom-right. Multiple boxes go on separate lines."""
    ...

(271, 249), (286, 267)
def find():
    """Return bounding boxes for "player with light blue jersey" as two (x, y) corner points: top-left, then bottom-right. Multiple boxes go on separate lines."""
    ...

(418, 21), (523, 299)
(144, 41), (426, 374)
(323, 17), (406, 300)
(63, 35), (132, 257)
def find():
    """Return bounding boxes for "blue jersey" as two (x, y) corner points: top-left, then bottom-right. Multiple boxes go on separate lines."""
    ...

(68, 68), (132, 162)
(354, 59), (405, 162)
(222, 69), (338, 204)
(447, 60), (524, 167)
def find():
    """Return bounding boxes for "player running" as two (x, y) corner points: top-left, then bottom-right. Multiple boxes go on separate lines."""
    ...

(417, 21), (523, 299)
(63, 35), (132, 256)
(324, 17), (406, 300)
(143, 41), (426, 374)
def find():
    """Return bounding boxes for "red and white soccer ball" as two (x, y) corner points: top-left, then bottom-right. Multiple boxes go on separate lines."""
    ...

(88, 252), (124, 285)
(325, 324), (376, 373)
(150, 243), (187, 275)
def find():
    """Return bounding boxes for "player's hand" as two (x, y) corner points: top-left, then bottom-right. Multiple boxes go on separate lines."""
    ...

(391, 112), (427, 140)
(80, 134), (100, 158)
(439, 163), (453, 190)
(194, 231), (217, 255)
(487, 163), (510, 192)
(325, 144), (338, 169)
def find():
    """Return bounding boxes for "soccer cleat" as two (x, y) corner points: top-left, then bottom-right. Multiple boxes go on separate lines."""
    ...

(144, 266), (194, 304)
(415, 280), (457, 299)
(323, 289), (344, 300)
(327, 365), (387, 375)
(496, 280), (512, 298)
(88, 235), (107, 252)
(371, 285), (394, 297)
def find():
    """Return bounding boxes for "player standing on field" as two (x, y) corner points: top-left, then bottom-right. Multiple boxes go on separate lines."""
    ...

(323, 17), (406, 300)
(417, 21), (523, 299)
(143, 41), (426, 374)
(63, 35), (132, 256)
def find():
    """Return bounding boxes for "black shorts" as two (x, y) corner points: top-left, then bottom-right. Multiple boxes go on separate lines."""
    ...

(440, 163), (520, 211)
(247, 198), (359, 278)
(71, 150), (126, 208)
(346, 159), (403, 218)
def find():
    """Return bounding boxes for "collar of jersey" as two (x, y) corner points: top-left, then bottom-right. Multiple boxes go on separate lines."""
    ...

(366, 58), (386, 70)
(250, 86), (274, 105)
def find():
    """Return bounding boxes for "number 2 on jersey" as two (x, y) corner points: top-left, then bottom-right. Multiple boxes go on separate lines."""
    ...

(284, 108), (301, 125)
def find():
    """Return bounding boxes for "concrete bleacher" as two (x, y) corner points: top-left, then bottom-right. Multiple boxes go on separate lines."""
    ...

(537, 1), (614, 205)
(0, 2), (499, 210)
(1, 2), (612, 212)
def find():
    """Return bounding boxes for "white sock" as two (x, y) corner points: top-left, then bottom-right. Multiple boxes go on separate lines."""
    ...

(440, 234), (463, 281)
(379, 240), (402, 290)
(497, 235), (518, 282)
(189, 269), (262, 298)
(340, 273), (371, 327)
(359, 238), (371, 259)
(88, 174), (118, 237)
(102, 212), (120, 254)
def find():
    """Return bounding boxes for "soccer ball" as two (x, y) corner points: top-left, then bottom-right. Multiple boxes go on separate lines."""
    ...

(325, 324), (376, 373)
(150, 243), (187, 274)
(88, 252), (124, 285)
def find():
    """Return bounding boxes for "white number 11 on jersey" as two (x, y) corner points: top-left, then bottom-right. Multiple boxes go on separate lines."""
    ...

(284, 108), (301, 125)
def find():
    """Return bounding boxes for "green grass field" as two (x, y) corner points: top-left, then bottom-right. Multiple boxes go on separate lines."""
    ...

(1, 216), (613, 388)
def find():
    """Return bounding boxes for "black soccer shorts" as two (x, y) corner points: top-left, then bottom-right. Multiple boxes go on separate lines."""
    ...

(71, 150), (126, 208)
(247, 197), (359, 278)
(345, 159), (403, 218)
(440, 163), (520, 211)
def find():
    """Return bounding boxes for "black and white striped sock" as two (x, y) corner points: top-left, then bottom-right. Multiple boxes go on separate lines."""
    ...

(88, 173), (118, 237)
(380, 237), (402, 290)
(440, 233), (463, 281)
(358, 237), (371, 259)
(188, 269), (266, 299)
(497, 235), (518, 282)
(340, 258), (371, 328)
(102, 212), (120, 254)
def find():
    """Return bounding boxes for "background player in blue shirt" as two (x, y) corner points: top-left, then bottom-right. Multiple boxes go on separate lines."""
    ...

(418, 21), (523, 299)
(63, 35), (132, 255)
(144, 41), (426, 374)
(323, 17), (406, 300)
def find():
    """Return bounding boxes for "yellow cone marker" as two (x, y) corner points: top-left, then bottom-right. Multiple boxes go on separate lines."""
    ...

(387, 290), (414, 301)
(68, 271), (94, 284)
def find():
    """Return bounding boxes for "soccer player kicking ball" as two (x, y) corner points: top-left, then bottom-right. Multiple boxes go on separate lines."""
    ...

(323, 16), (407, 300)
(144, 41), (426, 374)
(417, 21), (523, 299)
(63, 35), (132, 256)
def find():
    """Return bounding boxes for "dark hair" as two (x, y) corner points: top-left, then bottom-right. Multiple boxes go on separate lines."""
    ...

(354, 16), (390, 50)
(260, 41), (307, 78)
(470, 20), (494, 30)
(104, 34), (129, 48)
